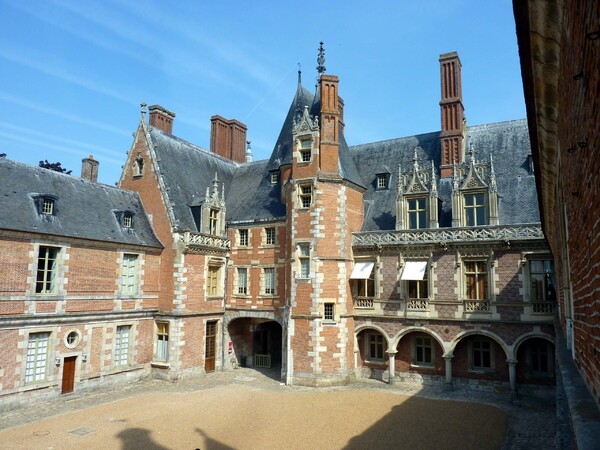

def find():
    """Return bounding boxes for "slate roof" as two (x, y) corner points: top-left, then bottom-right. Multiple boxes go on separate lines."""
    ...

(0, 158), (162, 247)
(349, 118), (539, 231)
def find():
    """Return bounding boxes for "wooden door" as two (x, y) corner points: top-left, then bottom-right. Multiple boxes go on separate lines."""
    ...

(61, 356), (76, 394)
(205, 321), (217, 372)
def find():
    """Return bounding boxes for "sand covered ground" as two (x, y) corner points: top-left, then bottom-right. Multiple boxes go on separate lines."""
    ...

(0, 383), (506, 450)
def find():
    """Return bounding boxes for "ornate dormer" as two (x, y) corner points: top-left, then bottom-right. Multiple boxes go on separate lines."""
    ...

(396, 149), (439, 229)
(292, 105), (320, 164)
(451, 144), (499, 226)
(193, 172), (227, 236)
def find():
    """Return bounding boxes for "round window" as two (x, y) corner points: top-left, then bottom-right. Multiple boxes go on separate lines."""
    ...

(65, 330), (80, 348)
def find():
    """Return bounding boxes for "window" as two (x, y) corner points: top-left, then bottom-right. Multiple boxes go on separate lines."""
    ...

(270, 171), (279, 184)
(65, 330), (80, 348)
(36, 246), (59, 294)
(25, 332), (50, 383)
(120, 254), (138, 295)
(299, 139), (311, 162)
(42, 198), (54, 215)
(239, 229), (249, 247)
(376, 173), (388, 190)
(209, 208), (219, 235)
(265, 227), (276, 245)
(237, 268), (248, 295)
(298, 244), (310, 278)
(123, 213), (133, 229)
(324, 303), (335, 321)
(207, 265), (222, 296)
(412, 336), (434, 366)
(352, 264), (375, 298)
(114, 325), (131, 366)
(526, 339), (553, 377)
(464, 193), (486, 226)
(471, 339), (493, 370)
(408, 271), (428, 299)
(407, 198), (427, 229)
(156, 322), (169, 362)
(366, 333), (385, 362)
(530, 260), (556, 302)
(465, 261), (487, 300)
(264, 267), (275, 294)
(299, 184), (312, 208)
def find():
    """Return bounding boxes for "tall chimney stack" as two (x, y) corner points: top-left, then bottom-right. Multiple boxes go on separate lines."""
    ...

(210, 115), (248, 163)
(439, 52), (465, 178)
(81, 155), (99, 182)
(149, 104), (176, 134)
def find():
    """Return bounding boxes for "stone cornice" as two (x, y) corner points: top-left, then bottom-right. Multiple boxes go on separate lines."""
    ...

(178, 231), (230, 254)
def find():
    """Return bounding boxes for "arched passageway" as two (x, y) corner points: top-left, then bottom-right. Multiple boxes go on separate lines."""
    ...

(516, 338), (555, 385)
(227, 318), (283, 378)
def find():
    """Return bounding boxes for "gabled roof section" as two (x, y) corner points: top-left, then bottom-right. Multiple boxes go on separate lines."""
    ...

(0, 158), (162, 248)
(349, 119), (539, 231)
(267, 83), (314, 171)
(148, 128), (238, 232)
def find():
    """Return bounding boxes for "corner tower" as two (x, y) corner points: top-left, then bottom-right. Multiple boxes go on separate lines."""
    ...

(284, 43), (365, 386)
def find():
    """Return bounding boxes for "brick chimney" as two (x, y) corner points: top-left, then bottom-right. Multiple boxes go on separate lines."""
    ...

(210, 115), (248, 163)
(148, 104), (176, 134)
(439, 52), (465, 178)
(319, 74), (340, 173)
(81, 155), (99, 182)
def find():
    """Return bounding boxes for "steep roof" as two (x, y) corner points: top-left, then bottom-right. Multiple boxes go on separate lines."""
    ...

(148, 129), (238, 231)
(350, 119), (539, 231)
(0, 158), (162, 248)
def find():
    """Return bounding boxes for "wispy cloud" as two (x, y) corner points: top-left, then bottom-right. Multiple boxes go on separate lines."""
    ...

(7, 2), (151, 67)
(0, 130), (123, 166)
(0, 46), (137, 105)
(0, 92), (131, 137)
(0, 122), (124, 159)
(50, 0), (262, 99)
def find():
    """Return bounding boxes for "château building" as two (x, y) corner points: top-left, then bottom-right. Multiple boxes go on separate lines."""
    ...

(0, 46), (557, 409)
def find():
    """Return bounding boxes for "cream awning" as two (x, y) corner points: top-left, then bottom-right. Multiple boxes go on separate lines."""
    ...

(400, 261), (428, 280)
(350, 261), (374, 279)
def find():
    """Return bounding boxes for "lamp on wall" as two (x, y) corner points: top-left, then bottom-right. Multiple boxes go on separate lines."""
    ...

(55, 357), (61, 366)
(82, 353), (88, 362)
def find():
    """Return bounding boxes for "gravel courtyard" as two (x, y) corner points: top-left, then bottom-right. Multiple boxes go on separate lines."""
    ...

(0, 369), (556, 449)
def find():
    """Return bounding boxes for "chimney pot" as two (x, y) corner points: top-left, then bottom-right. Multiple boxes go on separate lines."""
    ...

(210, 115), (248, 163)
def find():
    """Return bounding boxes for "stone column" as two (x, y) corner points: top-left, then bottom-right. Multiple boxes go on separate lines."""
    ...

(507, 359), (517, 391)
(444, 354), (454, 384)
(387, 350), (397, 385)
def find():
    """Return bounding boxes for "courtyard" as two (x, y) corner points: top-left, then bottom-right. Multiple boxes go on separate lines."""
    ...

(0, 369), (557, 450)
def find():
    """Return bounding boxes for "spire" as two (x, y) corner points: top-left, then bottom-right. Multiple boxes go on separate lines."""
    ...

(316, 41), (326, 78)
(413, 148), (419, 170)
(140, 102), (147, 122)
(430, 160), (438, 194)
(212, 172), (219, 197)
(489, 154), (497, 192)
(297, 62), (302, 89)
(469, 142), (476, 165)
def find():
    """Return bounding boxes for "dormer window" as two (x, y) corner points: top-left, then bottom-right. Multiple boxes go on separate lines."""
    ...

(270, 171), (279, 184)
(299, 139), (312, 162)
(407, 198), (427, 229)
(376, 173), (389, 190)
(464, 193), (487, 226)
(123, 213), (133, 229)
(209, 208), (219, 235)
(42, 198), (54, 215)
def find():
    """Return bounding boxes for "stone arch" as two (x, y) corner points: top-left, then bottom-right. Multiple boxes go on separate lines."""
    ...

(391, 326), (448, 354)
(223, 310), (283, 329)
(512, 332), (555, 357)
(448, 329), (510, 359)
(354, 324), (392, 347)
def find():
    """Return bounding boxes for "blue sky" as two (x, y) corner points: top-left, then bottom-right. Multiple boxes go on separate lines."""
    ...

(0, 1), (525, 185)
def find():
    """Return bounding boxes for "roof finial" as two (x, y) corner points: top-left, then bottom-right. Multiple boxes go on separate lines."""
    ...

(297, 62), (302, 87)
(140, 102), (147, 121)
(316, 41), (326, 77)
(245, 140), (253, 163)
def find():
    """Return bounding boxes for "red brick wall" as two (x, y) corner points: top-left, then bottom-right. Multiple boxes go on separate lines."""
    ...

(68, 247), (117, 295)
(119, 124), (174, 312)
(0, 238), (30, 296)
(0, 329), (20, 390)
(552, 1), (600, 402)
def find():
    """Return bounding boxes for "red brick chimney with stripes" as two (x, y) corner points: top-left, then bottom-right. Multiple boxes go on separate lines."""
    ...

(210, 115), (248, 163)
(149, 104), (176, 135)
(439, 52), (465, 178)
